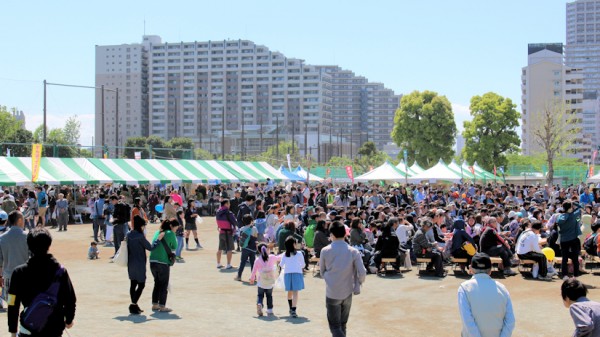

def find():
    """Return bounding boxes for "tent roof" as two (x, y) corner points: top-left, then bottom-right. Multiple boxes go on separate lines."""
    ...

(294, 166), (324, 182)
(448, 160), (476, 180)
(396, 160), (417, 177)
(355, 162), (407, 182)
(409, 162), (425, 175)
(217, 161), (288, 183)
(0, 157), (112, 186)
(472, 162), (497, 180)
(408, 159), (462, 183)
(279, 166), (304, 182)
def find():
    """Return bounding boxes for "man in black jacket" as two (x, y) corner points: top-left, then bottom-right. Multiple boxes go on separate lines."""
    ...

(8, 227), (76, 337)
(111, 195), (131, 256)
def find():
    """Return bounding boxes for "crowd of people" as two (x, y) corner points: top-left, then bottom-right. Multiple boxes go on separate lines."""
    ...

(3, 180), (600, 335)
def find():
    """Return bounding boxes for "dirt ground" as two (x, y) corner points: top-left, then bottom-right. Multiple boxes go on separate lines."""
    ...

(0, 218), (592, 337)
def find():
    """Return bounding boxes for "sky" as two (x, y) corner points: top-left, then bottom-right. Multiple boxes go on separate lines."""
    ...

(0, 1), (567, 146)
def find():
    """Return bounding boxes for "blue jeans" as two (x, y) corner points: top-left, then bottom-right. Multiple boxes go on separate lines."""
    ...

(326, 295), (353, 337)
(176, 236), (184, 258)
(257, 287), (273, 309)
(237, 248), (255, 278)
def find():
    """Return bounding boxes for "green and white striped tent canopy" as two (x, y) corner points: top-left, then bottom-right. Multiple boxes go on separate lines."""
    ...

(87, 159), (243, 185)
(217, 161), (288, 183)
(0, 157), (112, 186)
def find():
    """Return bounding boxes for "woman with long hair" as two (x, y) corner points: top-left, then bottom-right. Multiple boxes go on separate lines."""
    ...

(184, 199), (202, 250)
(149, 219), (178, 312)
(126, 215), (161, 314)
(279, 236), (305, 318)
(162, 195), (176, 221)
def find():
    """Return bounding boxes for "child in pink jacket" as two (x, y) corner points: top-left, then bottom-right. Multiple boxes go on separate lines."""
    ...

(250, 243), (281, 316)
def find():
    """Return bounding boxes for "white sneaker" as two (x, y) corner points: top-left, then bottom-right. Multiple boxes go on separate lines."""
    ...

(257, 303), (263, 317)
(562, 276), (570, 281)
(217, 264), (223, 269)
(226, 264), (233, 269)
(266, 308), (273, 315)
(537, 275), (553, 281)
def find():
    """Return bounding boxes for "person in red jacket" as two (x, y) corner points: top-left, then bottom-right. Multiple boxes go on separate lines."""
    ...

(215, 199), (238, 269)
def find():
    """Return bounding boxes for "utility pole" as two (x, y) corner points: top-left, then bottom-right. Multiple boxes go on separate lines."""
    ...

(241, 110), (245, 160)
(291, 120), (295, 155)
(350, 131), (353, 160)
(221, 106), (225, 160)
(338, 129), (341, 157)
(259, 112), (263, 154)
(115, 88), (119, 158)
(197, 101), (202, 150)
(329, 125), (332, 161)
(43, 80), (47, 142)
(101, 85), (105, 155)
(276, 114), (279, 161)
(304, 121), (308, 160)
(317, 124), (321, 164)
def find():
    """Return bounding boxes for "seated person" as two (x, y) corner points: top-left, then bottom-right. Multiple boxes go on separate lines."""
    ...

(312, 220), (330, 258)
(449, 219), (476, 271)
(516, 221), (553, 281)
(583, 221), (600, 257)
(480, 217), (517, 276)
(412, 219), (446, 277)
(373, 222), (405, 272)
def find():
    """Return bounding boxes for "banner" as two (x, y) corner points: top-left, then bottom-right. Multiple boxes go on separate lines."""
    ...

(326, 168), (331, 177)
(31, 143), (43, 183)
(468, 166), (475, 176)
(345, 165), (354, 183)
(286, 154), (292, 171)
(134, 151), (142, 160)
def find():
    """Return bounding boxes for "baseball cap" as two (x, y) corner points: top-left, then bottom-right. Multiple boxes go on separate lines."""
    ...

(471, 253), (492, 270)
(508, 211), (517, 219)
(0, 211), (7, 221)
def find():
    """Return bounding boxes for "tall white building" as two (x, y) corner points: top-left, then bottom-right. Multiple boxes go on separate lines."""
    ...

(521, 43), (590, 160)
(566, 0), (600, 151)
(95, 36), (399, 159)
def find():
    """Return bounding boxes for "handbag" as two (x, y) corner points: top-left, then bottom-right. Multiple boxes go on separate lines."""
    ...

(461, 242), (477, 256)
(113, 242), (128, 267)
(274, 267), (285, 290)
(160, 238), (176, 266)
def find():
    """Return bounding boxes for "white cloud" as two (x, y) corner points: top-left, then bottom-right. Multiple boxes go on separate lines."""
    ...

(452, 102), (471, 132)
(26, 113), (95, 146)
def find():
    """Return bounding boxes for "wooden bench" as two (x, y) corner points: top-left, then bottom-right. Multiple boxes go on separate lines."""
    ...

(517, 259), (536, 273)
(489, 257), (503, 271)
(379, 258), (399, 275)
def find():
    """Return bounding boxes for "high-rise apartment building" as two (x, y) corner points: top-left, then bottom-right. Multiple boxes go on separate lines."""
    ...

(521, 43), (590, 160)
(95, 36), (400, 158)
(566, 0), (600, 151)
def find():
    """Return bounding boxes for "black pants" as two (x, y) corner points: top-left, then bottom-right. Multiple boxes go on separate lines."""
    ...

(451, 249), (473, 266)
(518, 252), (548, 277)
(113, 223), (125, 254)
(485, 246), (513, 270)
(420, 251), (444, 276)
(560, 238), (581, 277)
(326, 295), (353, 337)
(150, 262), (170, 306)
(130, 280), (146, 304)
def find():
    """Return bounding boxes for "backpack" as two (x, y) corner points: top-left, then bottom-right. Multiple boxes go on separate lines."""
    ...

(239, 227), (254, 249)
(304, 223), (316, 248)
(21, 267), (64, 334)
(584, 233), (598, 256)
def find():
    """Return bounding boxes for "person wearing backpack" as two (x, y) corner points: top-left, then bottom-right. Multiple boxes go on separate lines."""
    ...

(235, 214), (258, 282)
(583, 221), (600, 257)
(249, 243), (281, 316)
(7, 227), (76, 337)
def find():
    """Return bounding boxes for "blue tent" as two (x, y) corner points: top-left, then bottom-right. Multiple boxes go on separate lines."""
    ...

(279, 166), (304, 182)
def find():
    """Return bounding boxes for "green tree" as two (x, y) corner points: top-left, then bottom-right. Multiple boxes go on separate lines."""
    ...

(1, 129), (33, 157)
(146, 135), (170, 159)
(124, 137), (150, 159)
(353, 141), (391, 172)
(255, 141), (304, 167)
(169, 137), (194, 159)
(325, 156), (354, 168)
(462, 92), (521, 171)
(63, 115), (81, 145)
(0, 106), (25, 142)
(532, 100), (579, 184)
(391, 90), (456, 167)
(195, 148), (215, 160)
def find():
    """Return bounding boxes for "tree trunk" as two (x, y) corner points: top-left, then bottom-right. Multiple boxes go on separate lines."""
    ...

(546, 154), (554, 186)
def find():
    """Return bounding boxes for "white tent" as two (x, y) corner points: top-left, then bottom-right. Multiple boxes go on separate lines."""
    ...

(396, 160), (417, 177)
(448, 160), (476, 180)
(408, 159), (463, 183)
(589, 172), (600, 183)
(410, 162), (425, 175)
(294, 166), (324, 182)
(355, 162), (407, 182)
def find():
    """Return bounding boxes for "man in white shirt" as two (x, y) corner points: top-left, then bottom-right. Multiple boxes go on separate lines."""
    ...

(516, 221), (553, 281)
(458, 253), (515, 337)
